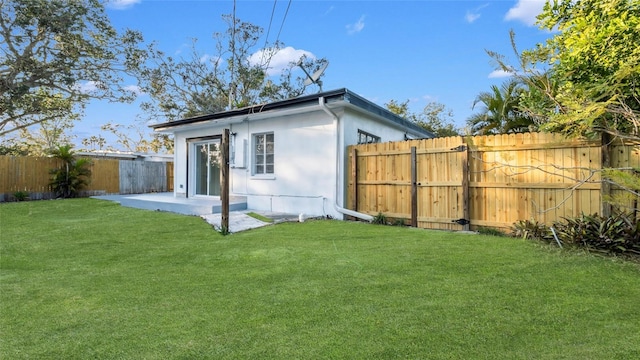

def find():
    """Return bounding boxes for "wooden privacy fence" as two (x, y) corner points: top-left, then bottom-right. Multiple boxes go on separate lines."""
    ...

(0, 156), (174, 201)
(347, 132), (640, 231)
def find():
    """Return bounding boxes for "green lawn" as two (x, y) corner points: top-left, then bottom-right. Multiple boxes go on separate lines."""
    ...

(1, 199), (639, 359)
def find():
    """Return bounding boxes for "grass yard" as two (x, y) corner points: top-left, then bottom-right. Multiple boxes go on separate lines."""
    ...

(1, 199), (639, 359)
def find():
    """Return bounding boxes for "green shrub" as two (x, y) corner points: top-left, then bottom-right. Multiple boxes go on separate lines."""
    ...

(511, 219), (554, 243)
(12, 190), (29, 202)
(553, 212), (640, 256)
(372, 212), (387, 225)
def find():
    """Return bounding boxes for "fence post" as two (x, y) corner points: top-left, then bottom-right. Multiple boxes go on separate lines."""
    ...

(461, 144), (470, 231)
(350, 147), (358, 214)
(411, 146), (418, 227)
(601, 133), (612, 218)
(221, 129), (230, 233)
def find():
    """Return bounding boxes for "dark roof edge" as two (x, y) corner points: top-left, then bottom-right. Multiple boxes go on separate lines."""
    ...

(150, 88), (349, 130)
(150, 88), (433, 138)
(340, 89), (434, 138)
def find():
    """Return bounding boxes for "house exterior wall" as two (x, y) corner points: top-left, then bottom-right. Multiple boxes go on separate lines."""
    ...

(232, 110), (337, 217)
(170, 102), (419, 219)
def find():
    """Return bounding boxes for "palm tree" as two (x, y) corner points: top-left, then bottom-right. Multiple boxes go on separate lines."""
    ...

(49, 144), (92, 198)
(467, 79), (534, 135)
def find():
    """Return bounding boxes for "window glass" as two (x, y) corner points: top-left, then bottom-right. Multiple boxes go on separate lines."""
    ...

(254, 132), (274, 174)
(357, 130), (380, 144)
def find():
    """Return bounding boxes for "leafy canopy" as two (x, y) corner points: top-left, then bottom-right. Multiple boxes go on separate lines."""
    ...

(0, 0), (145, 137)
(496, 0), (640, 140)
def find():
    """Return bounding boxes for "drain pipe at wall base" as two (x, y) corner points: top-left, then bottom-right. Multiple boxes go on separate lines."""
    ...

(319, 97), (374, 222)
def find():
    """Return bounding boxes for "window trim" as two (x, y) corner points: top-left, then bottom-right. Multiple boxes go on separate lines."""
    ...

(357, 129), (381, 144)
(252, 132), (274, 176)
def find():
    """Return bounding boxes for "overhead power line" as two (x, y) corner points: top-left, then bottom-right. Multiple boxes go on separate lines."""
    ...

(274, 0), (292, 46)
(263, 0), (278, 51)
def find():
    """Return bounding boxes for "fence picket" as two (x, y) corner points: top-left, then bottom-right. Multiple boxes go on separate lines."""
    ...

(347, 132), (639, 231)
(1, 156), (173, 201)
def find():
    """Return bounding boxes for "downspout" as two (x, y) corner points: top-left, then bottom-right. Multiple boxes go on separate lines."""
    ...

(319, 97), (374, 222)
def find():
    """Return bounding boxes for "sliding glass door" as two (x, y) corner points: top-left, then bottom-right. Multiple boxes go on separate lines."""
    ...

(193, 140), (221, 196)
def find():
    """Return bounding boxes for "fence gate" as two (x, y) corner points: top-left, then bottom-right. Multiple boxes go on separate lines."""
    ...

(349, 137), (470, 231)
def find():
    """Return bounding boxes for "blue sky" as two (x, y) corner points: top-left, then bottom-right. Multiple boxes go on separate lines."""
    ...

(79, 0), (551, 147)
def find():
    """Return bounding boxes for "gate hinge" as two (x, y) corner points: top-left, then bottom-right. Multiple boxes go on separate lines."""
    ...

(453, 218), (470, 226)
(450, 145), (467, 152)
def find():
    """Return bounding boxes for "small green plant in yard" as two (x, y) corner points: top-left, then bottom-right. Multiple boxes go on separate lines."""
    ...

(511, 219), (554, 242)
(476, 226), (506, 236)
(371, 212), (387, 225)
(12, 190), (29, 201)
(2, 199), (640, 359)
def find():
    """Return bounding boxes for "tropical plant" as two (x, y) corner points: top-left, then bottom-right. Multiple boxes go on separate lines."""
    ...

(511, 219), (553, 242)
(466, 79), (535, 135)
(48, 144), (92, 198)
(553, 212), (640, 256)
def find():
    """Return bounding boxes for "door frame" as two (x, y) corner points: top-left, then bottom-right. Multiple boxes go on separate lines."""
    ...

(186, 135), (222, 198)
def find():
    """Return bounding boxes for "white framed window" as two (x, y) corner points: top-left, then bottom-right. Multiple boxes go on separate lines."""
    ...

(358, 129), (380, 144)
(253, 132), (274, 175)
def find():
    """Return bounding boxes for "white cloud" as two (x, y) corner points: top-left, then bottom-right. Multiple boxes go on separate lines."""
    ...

(74, 81), (100, 94)
(505, 0), (546, 26)
(124, 85), (144, 96)
(465, 11), (481, 23)
(346, 15), (366, 35)
(466, 4), (489, 24)
(248, 46), (315, 76)
(105, 0), (141, 10)
(488, 69), (514, 79)
(199, 54), (221, 65)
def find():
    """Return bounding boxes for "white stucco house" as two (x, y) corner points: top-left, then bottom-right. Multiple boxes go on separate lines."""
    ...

(151, 88), (433, 220)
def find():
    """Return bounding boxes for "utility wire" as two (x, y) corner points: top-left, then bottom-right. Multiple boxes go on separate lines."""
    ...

(263, 0), (278, 52)
(274, 0), (292, 46)
(264, 0), (292, 72)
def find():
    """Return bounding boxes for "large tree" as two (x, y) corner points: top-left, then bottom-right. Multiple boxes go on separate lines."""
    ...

(0, 117), (75, 156)
(492, 0), (639, 140)
(0, 0), (145, 137)
(489, 0), (639, 212)
(133, 14), (327, 123)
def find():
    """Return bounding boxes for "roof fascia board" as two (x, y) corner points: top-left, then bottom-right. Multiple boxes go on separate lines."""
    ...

(150, 88), (348, 131)
(150, 87), (432, 138)
(153, 103), (329, 133)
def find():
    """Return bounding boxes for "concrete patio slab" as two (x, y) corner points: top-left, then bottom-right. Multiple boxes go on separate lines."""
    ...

(92, 193), (299, 233)
(92, 192), (247, 216)
(201, 211), (301, 233)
